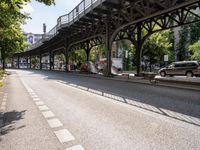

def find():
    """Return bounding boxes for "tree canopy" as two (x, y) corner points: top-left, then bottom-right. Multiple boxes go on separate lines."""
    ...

(141, 28), (173, 71)
(189, 40), (200, 61)
(0, 0), (55, 69)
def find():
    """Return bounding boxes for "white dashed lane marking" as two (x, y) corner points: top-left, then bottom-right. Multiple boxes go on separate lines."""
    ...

(38, 105), (49, 111)
(3, 96), (7, 99)
(42, 111), (55, 118)
(65, 145), (85, 150)
(47, 118), (63, 128)
(21, 80), (86, 149)
(31, 95), (38, 98)
(1, 102), (6, 106)
(0, 106), (6, 111)
(54, 129), (75, 143)
(29, 92), (36, 94)
(33, 98), (40, 101)
(35, 101), (45, 106)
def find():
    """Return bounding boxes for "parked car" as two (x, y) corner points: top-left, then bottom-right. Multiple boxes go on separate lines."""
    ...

(158, 61), (200, 77)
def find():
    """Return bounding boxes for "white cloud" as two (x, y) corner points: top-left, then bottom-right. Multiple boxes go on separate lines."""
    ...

(22, 3), (34, 14)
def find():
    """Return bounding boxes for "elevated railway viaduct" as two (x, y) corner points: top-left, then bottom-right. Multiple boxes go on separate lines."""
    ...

(13, 0), (200, 76)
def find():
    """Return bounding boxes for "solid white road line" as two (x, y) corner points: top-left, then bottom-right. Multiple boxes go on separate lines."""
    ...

(47, 118), (63, 128)
(65, 145), (85, 150)
(42, 111), (55, 118)
(38, 105), (49, 111)
(54, 129), (75, 143)
(35, 101), (45, 106)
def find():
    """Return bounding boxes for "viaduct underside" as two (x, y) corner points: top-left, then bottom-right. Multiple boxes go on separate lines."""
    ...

(13, 0), (200, 76)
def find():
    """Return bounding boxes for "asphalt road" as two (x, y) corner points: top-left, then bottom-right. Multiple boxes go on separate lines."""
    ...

(0, 69), (200, 150)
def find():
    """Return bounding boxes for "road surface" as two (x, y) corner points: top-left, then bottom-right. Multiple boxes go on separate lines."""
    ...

(0, 69), (200, 150)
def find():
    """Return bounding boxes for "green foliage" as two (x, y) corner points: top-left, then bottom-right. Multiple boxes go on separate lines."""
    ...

(188, 16), (200, 44)
(70, 50), (86, 63)
(0, 69), (5, 87)
(31, 56), (39, 68)
(143, 29), (173, 70)
(189, 40), (200, 61)
(177, 25), (190, 60)
(176, 15), (200, 61)
(0, 0), (55, 69)
(0, 69), (5, 80)
(35, 0), (55, 5)
(55, 53), (65, 62)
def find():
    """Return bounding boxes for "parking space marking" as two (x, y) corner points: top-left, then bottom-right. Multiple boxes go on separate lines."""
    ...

(65, 145), (85, 150)
(35, 101), (45, 106)
(42, 111), (55, 118)
(38, 105), (49, 111)
(47, 118), (63, 128)
(54, 129), (75, 143)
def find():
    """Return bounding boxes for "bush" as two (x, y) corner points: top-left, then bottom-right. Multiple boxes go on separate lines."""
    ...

(0, 70), (5, 80)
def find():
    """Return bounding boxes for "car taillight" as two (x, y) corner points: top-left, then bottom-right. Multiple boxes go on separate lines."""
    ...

(197, 66), (200, 70)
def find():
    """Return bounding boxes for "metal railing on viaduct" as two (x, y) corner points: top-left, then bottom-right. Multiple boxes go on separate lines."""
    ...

(13, 0), (200, 76)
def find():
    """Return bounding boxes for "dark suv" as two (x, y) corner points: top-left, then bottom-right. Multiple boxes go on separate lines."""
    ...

(159, 61), (200, 77)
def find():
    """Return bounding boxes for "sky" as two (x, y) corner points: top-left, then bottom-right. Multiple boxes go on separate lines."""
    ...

(22, 0), (81, 34)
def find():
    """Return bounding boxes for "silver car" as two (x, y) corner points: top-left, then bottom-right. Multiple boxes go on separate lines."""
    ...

(159, 61), (200, 77)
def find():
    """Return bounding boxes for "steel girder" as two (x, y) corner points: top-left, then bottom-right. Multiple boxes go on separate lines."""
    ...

(12, 0), (200, 75)
(115, 2), (200, 43)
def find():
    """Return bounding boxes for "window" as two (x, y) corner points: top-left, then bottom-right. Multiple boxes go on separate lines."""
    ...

(174, 64), (181, 67)
(186, 62), (197, 67)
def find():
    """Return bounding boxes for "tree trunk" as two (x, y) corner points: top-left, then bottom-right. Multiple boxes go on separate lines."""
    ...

(149, 59), (152, 72)
(2, 50), (5, 70)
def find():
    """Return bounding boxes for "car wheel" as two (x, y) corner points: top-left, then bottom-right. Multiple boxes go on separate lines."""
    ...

(186, 71), (193, 77)
(160, 71), (166, 77)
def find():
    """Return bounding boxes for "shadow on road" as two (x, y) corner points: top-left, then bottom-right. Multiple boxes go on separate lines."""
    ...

(0, 110), (26, 136)
(10, 69), (200, 127)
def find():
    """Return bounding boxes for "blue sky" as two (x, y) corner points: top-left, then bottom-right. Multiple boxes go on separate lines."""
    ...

(22, 0), (81, 34)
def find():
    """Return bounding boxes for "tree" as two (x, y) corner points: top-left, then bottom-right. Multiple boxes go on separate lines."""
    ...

(31, 56), (40, 69)
(176, 25), (190, 61)
(0, 22), (27, 69)
(70, 50), (86, 63)
(0, 0), (55, 70)
(55, 53), (65, 62)
(143, 29), (173, 71)
(176, 14), (200, 61)
(189, 40), (200, 61)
